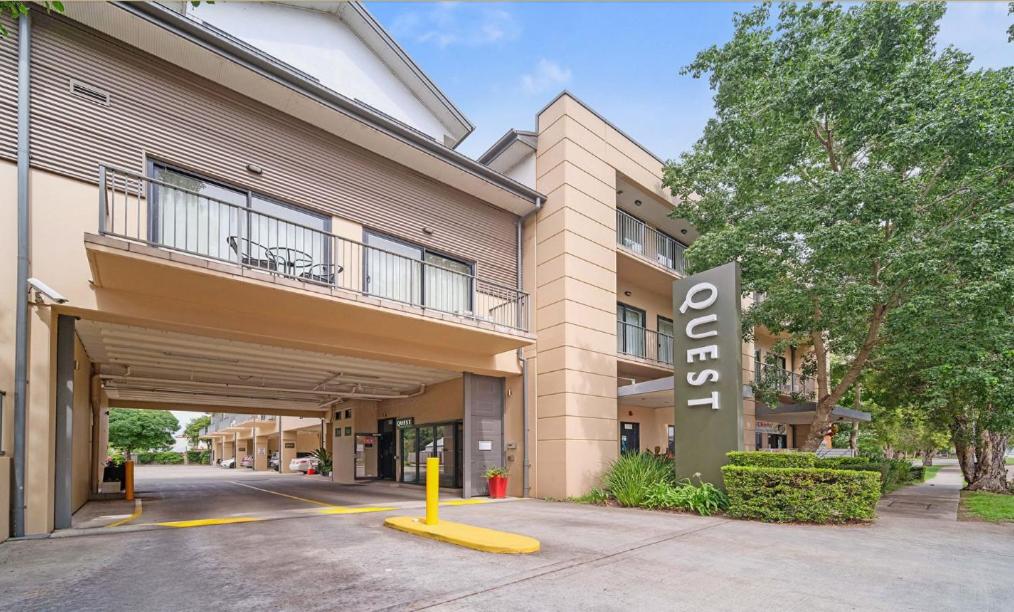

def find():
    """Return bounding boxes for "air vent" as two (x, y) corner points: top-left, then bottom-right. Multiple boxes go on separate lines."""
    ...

(69, 79), (110, 106)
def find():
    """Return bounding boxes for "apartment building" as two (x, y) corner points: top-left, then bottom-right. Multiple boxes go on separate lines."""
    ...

(1, 2), (867, 539)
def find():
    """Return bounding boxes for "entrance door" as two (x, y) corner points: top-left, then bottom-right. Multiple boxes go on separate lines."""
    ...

(620, 422), (640, 454)
(399, 422), (463, 487)
(377, 418), (396, 480)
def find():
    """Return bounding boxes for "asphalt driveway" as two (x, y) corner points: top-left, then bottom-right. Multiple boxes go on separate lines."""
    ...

(2, 466), (1012, 611)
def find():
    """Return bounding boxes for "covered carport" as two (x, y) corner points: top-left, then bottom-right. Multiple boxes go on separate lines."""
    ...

(63, 318), (476, 530)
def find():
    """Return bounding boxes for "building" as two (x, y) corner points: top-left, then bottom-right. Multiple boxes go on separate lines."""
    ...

(1, 2), (867, 540)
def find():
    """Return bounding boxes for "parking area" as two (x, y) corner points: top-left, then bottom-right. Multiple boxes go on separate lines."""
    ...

(3, 485), (1013, 611)
(71, 465), (464, 530)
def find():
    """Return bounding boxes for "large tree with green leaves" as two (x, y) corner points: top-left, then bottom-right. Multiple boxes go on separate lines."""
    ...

(663, 2), (1013, 449)
(108, 409), (180, 459)
(182, 414), (211, 449)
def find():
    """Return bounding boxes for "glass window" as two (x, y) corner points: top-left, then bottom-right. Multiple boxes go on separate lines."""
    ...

(249, 195), (330, 275)
(667, 425), (675, 456)
(150, 164), (246, 262)
(365, 231), (473, 313)
(400, 427), (419, 484)
(618, 210), (645, 254)
(617, 303), (646, 357)
(657, 316), (674, 364)
(424, 252), (472, 314)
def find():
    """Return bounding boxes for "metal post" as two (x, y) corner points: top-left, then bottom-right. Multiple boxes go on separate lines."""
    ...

(12, 11), (32, 538)
(425, 456), (439, 525)
(53, 315), (76, 530)
(124, 461), (134, 502)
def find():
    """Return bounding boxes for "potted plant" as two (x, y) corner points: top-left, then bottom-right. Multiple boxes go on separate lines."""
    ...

(312, 447), (333, 477)
(484, 466), (509, 498)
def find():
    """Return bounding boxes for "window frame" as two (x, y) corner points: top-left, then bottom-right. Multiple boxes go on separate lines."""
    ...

(362, 229), (475, 312)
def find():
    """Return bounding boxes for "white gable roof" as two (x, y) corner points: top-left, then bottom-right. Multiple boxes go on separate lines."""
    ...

(187, 1), (473, 147)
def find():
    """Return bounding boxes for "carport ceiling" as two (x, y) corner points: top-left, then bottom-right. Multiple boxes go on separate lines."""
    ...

(77, 320), (460, 412)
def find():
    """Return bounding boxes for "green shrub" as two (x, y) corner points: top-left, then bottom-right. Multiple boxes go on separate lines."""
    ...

(726, 451), (816, 468)
(135, 451), (183, 464)
(643, 478), (728, 516)
(722, 465), (881, 523)
(570, 488), (609, 505)
(910, 465), (926, 482)
(186, 450), (211, 464)
(603, 452), (676, 507)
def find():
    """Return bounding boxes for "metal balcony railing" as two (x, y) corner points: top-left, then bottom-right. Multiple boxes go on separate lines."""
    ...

(98, 165), (530, 332)
(616, 209), (687, 275)
(753, 362), (815, 397)
(617, 321), (674, 366)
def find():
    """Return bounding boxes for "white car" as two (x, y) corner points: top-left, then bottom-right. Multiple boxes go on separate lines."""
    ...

(220, 457), (236, 469)
(289, 455), (319, 473)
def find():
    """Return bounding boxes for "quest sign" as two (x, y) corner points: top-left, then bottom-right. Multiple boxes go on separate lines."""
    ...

(672, 261), (744, 487)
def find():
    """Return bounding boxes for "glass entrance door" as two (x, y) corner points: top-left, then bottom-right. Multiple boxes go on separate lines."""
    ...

(399, 421), (463, 487)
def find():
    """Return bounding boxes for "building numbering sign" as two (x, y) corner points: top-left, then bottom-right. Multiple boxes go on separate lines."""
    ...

(672, 261), (744, 487)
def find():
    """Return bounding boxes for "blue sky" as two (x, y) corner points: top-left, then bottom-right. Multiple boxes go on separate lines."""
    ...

(366, 2), (1012, 160)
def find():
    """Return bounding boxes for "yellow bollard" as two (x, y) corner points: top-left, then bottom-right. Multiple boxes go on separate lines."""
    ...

(425, 456), (439, 525)
(124, 460), (134, 502)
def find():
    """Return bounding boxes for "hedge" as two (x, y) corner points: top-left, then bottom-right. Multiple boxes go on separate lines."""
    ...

(135, 451), (184, 464)
(726, 451), (816, 468)
(722, 465), (881, 523)
(187, 450), (211, 465)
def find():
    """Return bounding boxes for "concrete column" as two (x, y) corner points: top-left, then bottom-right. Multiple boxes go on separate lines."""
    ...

(534, 95), (619, 499)
(280, 429), (297, 474)
(53, 315), (75, 530)
(254, 435), (268, 470)
(25, 309), (55, 535)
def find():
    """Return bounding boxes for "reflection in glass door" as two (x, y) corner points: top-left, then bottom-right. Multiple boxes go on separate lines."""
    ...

(400, 427), (418, 483)
(399, 422), (463, 487)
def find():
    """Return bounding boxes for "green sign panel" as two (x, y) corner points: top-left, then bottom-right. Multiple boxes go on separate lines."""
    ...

(673, 262), (743, 488)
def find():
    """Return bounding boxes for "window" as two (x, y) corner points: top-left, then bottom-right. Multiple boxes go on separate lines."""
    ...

(657, 316), (674, 364)
(617, 303), (646, 357)
(617, 210), (645, 254)
(364, 231), (473, 314)
(754, 350), (763, 383)
(148, 162), (330, 274)
(667, 425), (675, 456)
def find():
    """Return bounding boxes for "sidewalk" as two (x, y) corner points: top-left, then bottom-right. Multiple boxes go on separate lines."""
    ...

(878, 462), (962, 520)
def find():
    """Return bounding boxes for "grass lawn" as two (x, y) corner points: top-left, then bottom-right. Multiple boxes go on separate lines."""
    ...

(923, 466), (942, 481)
(961, 491), (1014, 522)
(1006, 457), (1013, 465)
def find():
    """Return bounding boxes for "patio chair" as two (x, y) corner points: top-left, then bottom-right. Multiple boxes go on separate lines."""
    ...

(299, 263), (342, 286)
(226, 235), (278, 271)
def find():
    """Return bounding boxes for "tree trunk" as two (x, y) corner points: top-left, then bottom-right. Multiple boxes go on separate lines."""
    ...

(921, 448), (934, 467)
(967, 430), (1010, 493)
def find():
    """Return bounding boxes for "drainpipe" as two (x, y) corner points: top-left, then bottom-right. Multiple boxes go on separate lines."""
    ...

(516, 197), (542, 498)
(12, 11), (31, 538)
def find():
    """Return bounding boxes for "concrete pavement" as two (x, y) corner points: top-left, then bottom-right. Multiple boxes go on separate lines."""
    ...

(2, 466), (1012, 611)
(878, 462), (962, 520)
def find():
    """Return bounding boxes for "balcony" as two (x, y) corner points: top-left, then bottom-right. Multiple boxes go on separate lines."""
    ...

(617, 321), (674, 368)
(97, 165), (530, 333)
(753, 362), (815, 397)
(616, 209), (687, 276)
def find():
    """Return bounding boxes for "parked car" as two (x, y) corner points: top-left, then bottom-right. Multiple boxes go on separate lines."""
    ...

(289, 453), (319, 473)
(239, 455), (254, 468)
(220, 457), (236, 469)
(268, 452), (280, 471)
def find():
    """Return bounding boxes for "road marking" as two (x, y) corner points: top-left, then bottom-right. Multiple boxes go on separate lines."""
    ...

(443, 499), (489, 506)
(317, 506), (397, 515)
(230, 480), (335, 507)
(158, 517), (261, 528)
(107, 498), (143, 527)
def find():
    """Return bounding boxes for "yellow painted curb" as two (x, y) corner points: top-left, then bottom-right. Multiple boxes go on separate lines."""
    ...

(442, 499), (489, 506)
(317, 506), (397, 515)
(158, 516), (261, 528)
(384, 516), (540, 554)
(107, 498), (143, 528)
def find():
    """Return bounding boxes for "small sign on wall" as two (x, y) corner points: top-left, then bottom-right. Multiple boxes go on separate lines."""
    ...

(478, 440), (493, 451)
(284, 442), (295, 449)
(396, 417), (414, 428)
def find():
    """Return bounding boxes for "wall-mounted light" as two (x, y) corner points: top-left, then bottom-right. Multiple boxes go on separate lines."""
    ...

(634, 199), (642, 206)
(680, 229), (688, 235)
(624, 290), (632, 297)
(422, 227), (435, 236)
(246, 163), (263, 175)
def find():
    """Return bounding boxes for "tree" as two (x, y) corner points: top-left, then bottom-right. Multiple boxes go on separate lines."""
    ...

(108, 409), (180, 459)
(663, 2), (1013, 450)
(183, 415), (211, 449)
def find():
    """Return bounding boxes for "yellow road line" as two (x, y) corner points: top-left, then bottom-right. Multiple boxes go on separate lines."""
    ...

(317, 506), (397, 515)
(230, 480), (334, 507)
(442, 499), (489, 506)
(158, 517), (261, 528)
(107, 498), (143, 528)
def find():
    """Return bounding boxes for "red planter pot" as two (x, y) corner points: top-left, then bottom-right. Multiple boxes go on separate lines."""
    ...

(487, 475), (508, 499)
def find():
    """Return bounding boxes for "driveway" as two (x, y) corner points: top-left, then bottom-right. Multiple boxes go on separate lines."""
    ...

(2, 470), (1012, 611)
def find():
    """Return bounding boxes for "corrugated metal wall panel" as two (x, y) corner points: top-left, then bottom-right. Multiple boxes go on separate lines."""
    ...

(18, 13), (518, 286)
(0, 17), (19, 160)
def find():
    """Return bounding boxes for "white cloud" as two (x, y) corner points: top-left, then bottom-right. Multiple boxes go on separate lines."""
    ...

(936, 2), (1012, 70)
(521, 59), (573, 95)
(389, 3), (520, 48)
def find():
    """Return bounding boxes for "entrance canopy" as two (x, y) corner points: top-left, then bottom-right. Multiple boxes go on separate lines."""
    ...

(76, 320), (460, 416)
(618, 376), (872, 424)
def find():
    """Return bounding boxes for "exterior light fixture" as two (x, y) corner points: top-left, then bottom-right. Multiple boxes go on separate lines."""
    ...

(624, 290), (632, 297)
(634, 199), (642, 206)
(422, 227), (435, 235)
(246, 164), (263, 175)
(681, 229), (688, 235)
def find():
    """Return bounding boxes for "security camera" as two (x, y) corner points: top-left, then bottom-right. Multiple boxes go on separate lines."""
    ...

(27, 277), (69, 304)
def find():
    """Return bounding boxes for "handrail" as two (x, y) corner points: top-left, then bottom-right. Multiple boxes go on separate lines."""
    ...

(98, 165), (530, 331)
(615, 209), (687, 275)
(616, 321), (674, 366)
(752, 361), (815, 396)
